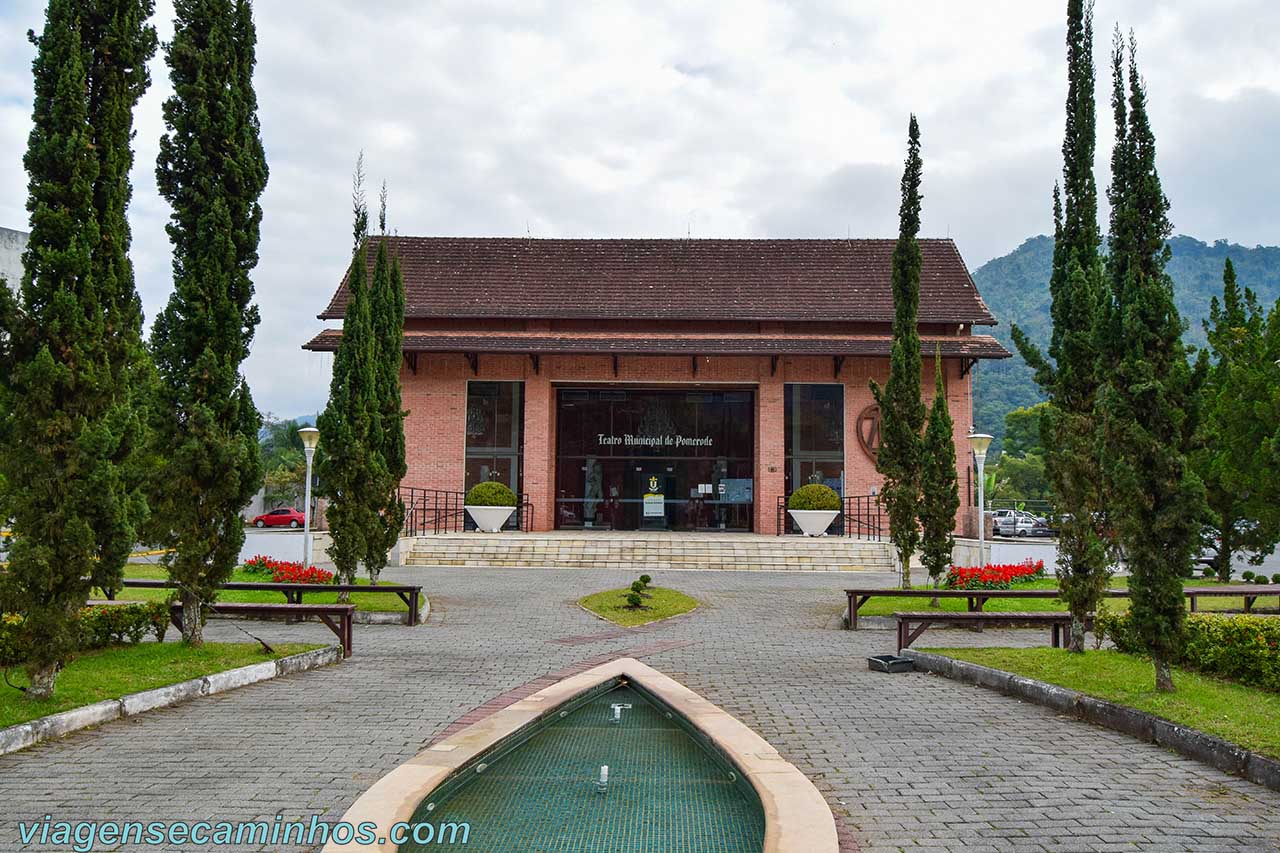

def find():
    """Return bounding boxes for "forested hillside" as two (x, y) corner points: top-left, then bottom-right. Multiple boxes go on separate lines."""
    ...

(972, 234), (1280, 453)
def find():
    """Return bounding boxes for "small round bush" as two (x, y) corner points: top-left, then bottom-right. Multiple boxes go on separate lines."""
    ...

(639, 574), (652, 587)
(630, 580), (645, 594)
(465, 481), (517, 507)
(625, 591), (643, 608)
(1242, 570), (1255, 582)
(788, 483), (841, 512)
(1256, 576), (1270, 585)
(1273, 573), (1280, 585)
(1201, 567), (1215, 579)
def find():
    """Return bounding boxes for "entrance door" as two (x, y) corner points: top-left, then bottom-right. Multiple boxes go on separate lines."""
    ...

(554, 388), (755, 531)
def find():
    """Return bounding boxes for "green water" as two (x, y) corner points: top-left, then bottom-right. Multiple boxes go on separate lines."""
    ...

(404, 684), (766, 852)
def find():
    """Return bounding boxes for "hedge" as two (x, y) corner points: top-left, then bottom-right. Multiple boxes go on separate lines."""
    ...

(788, 483), (841, 511)
(465, 481), (517, 507)
(0, 602), (170, 668)
(1094, 611), (1280, 692)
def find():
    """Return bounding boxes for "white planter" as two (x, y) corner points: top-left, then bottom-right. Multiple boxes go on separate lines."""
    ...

(788, 509), (840, 537)
(466, 505), (516, 533)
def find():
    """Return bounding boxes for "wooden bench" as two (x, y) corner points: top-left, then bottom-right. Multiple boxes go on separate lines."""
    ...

(894, 611), (1073, 651)
(847, 585), (1280, 630)
(168, 602), (354, 658)
(112, 580), (422, 625)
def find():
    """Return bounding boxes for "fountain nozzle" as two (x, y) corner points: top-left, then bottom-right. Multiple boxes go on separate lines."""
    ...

(597, 764), (609, 794)
(610, 703), (632, 724)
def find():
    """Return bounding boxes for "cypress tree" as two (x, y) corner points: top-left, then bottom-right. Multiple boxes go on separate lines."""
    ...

(870, 115), (926, 589)
(1009, 0), (1110, 651)
(919, 347), (959, 596)
(317, 162), (391, 596)
(364, 184), (407, 586)
(1195, 262), (1280, 579)
(149, 0), (269, 645)
(0, 0), (156, 697)
(1096, 31), (1205, 692)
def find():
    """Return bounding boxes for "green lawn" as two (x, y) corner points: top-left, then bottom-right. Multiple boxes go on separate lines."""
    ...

(0, 641), (320, 729)
(857, 576), (1276, 617)
(924, 646), (1280, 759)
(114, 565), (409, 613)
(579, 586), (700, 627)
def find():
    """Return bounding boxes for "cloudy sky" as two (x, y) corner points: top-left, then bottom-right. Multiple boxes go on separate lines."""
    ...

(2, 0), (1278, 417)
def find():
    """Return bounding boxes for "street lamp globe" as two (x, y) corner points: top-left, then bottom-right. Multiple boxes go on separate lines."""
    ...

(298, 426), (320, 451)
(969, 432), (993, 464)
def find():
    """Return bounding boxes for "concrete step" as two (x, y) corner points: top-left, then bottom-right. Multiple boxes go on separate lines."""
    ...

(405, 533), (895, 572)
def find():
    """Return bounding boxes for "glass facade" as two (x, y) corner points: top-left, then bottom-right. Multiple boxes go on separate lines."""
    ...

(465, 381), (524, 496)
(784, 383), (845, 496)
(555, 388), (755, 531)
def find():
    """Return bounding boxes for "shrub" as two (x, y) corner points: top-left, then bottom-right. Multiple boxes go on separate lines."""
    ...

(271, 563), (334, 585)
(943, 560), (1045, 590)
(1201, 567), (1215, 579)
(1095, 611), (1280, 692)
(1242, 570), (1255, 582)
(0, 602), (169, 668)
(465, 481), (517, 507)
(630, 580), (645, 594)
(639, 574), (652, 588)
(625, 591), (643, 608)
(1255, 576), (1270, 585)
(1273, 574), (1280, 585)
(788, 483), (841, 511)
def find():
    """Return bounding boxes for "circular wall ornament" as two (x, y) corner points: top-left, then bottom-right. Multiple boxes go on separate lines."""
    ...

(855, 404), (881, 460)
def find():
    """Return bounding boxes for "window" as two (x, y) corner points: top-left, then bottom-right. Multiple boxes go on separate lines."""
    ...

(784, 383), (845, 498)
(464, 382), (524, 498)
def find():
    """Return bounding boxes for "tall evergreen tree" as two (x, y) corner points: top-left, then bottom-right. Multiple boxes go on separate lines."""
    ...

(919, 348), (959, 596)
(1010, 0), (1110, 652)
(0, 0), (156, 697)
(1195, 259), (1280, 580)
(364, 184), (407, 586)
(870, 115), (926, 589)
(1097, 31), (1205, 692)
(149, 0), (269, 645)
(317, 161), (392, 597)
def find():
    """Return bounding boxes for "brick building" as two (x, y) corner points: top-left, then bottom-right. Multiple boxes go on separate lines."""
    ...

(305, 237), (1008, 535)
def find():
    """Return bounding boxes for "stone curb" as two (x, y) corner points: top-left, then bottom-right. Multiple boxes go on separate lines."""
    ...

(902, 649), (1280, 793)
(0, 645), (342, 758)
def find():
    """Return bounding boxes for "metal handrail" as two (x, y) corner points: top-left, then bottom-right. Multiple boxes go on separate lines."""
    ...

(775, 493), (884, 540)
(398, 486), (533, 535)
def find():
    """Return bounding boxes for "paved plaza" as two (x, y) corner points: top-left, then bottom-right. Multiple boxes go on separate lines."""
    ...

(1, 566), (1278, 852)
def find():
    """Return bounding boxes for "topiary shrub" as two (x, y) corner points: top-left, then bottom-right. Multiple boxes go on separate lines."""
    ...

(1273, 574), (1280, 585)
(788, 483), (841, 511)
(625, 591), (643, 608)
(1242, 570), (1255, 582)
(465, 481), (517, 507)
(1256, 576), (1270, 585)
(630, 580), (645, 594)
(639, 574), (652, 588)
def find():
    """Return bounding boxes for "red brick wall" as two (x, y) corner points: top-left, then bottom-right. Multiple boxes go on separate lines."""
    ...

(403, 350), (977, 537)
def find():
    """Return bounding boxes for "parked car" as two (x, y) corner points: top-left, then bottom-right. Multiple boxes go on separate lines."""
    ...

(251, 507), (305, 528)
(991, 509), (1041, 537)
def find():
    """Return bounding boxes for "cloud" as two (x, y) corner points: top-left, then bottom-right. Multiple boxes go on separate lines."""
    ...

(0, 0), (1277, 416)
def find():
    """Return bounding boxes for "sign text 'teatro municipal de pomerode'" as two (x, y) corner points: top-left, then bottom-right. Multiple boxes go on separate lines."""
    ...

(596, 434), (713, 448)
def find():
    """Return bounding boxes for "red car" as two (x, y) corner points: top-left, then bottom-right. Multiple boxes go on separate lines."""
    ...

(251, 507), (305, 528)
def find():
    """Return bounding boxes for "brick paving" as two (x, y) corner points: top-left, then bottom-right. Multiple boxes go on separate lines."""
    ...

(1, 566), (1278, 852)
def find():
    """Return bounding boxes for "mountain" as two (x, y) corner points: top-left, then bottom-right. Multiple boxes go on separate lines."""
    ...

(971, 235), (1280, 455)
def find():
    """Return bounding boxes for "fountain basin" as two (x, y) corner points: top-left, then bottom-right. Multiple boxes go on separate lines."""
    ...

(326, 658), (837, 852)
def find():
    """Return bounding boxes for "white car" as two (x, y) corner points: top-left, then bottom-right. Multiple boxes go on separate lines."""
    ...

(991, 510), (1039, 537)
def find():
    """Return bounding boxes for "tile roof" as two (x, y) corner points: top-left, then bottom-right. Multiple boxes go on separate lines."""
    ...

(318, 237), (997, 325)
(302, 330), (1011, 360)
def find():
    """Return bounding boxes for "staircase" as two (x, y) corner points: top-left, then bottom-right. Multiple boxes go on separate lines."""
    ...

(405, 531), (896, 573)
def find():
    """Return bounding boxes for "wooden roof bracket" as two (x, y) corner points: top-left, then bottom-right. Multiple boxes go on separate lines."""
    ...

(612, 354), (620, 377)
(465, 352), (479, 375)
(692, 355), (699, 376)
(833, 355), (845, 378)
(770, 355), (779, 376)
(960, 357), (977, 378)
(402, 352), (418, 375)
(529, 353), (540, 375)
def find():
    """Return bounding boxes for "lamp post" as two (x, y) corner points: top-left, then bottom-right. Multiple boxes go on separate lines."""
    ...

(968, 432), (993, 568)
(298, 427), (320, 568)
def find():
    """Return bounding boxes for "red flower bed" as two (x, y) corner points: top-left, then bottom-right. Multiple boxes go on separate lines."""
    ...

(271, 563), (334, 585)
(944, 559), (1045, 590)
